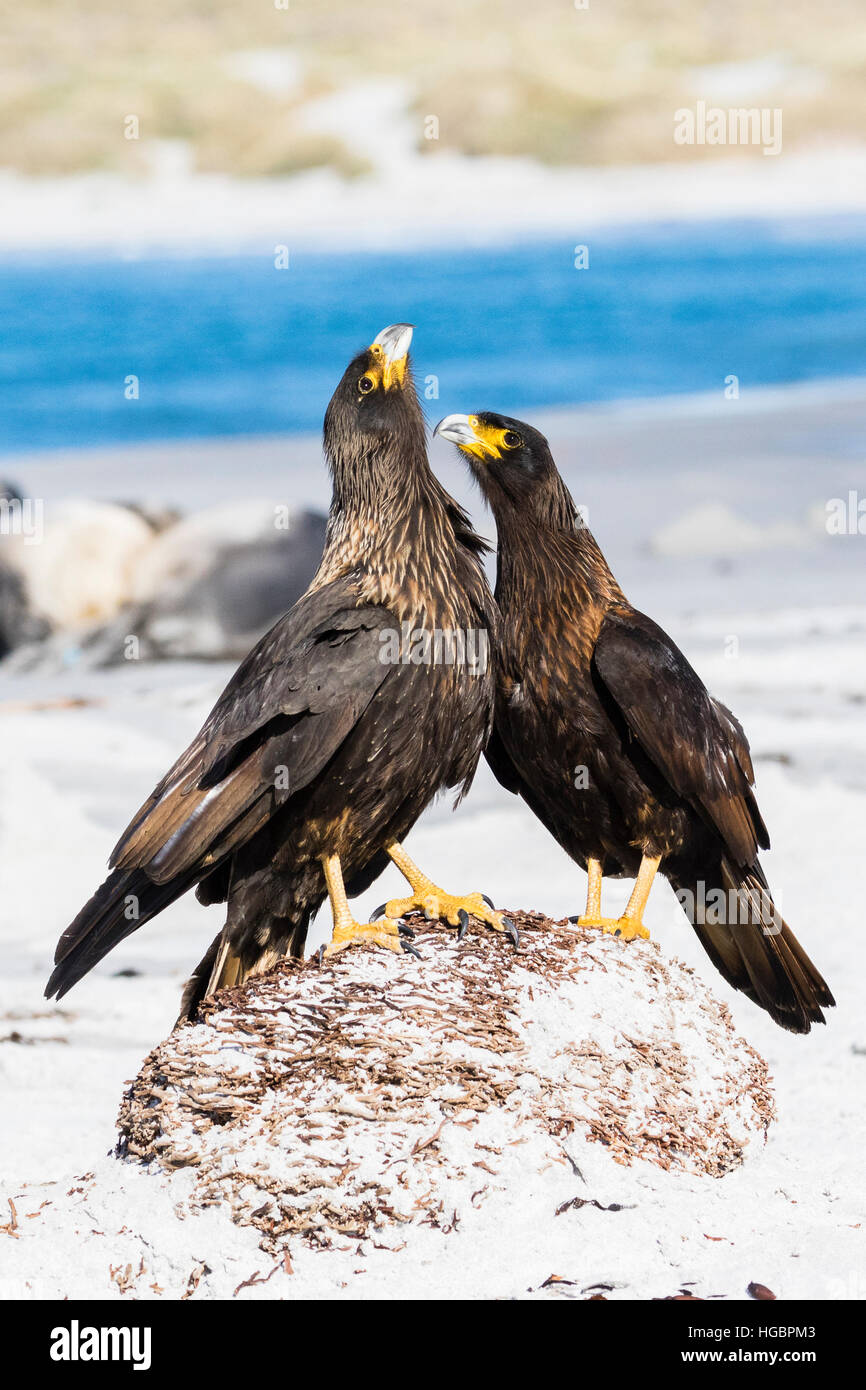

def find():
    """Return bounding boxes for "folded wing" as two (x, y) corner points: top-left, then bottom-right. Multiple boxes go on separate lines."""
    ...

(593, 606), (769, 869)
(46, 579), (395, 997)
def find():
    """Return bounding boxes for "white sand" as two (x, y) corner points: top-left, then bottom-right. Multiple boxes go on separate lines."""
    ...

(3, 144), (866, 255)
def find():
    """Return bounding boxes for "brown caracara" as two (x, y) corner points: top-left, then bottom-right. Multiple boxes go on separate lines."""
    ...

(45, 327), (511, 1021)
(435, 410), (834, 1034)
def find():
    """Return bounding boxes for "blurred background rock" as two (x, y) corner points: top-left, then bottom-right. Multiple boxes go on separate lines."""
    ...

(0, 496), (326, 668)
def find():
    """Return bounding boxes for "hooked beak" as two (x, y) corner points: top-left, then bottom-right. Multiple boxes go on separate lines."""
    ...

(434, 413), (497, 460)
(370, 322), (414, 390)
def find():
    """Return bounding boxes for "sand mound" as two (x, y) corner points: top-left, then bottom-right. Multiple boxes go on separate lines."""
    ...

(117, 912), (774, 1255)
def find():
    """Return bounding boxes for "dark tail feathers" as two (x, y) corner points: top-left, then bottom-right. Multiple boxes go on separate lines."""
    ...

(48, 865), (309, 1018)
(176, 917), (308, 1026)
(45, 867), (194, 1001)
(673, 859), (834, 1034)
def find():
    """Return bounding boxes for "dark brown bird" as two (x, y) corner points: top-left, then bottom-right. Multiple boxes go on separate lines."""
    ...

(45, 326), (508, 1020)
(436, 410), (834, 1034)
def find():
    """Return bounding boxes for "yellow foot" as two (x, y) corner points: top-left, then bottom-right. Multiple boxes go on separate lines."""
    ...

(376, 888), (518, 943)
(323, 916), (408, 959)
(578, 915), (650, 942)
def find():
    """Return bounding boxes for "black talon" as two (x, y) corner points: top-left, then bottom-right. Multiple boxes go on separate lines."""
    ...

(568, 915), (581, 924)
(370, 903), (387, 922)
(456, 908), (470, 941)
(482, 894), (496, 911)
(401, 940), (422, 960)
(397, 921), (415, 938)
(503, 917), (520, 948)
(316, 945), (326, 966)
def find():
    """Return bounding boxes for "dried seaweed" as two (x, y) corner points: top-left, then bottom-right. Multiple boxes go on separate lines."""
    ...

(116, 912), (774, 1255)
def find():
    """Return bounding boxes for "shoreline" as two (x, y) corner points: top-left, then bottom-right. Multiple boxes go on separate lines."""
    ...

(2, 145), (866, 255)
(3, 372), (865, 487)
(5, 368), (866, 452)
(2, 376), (864, 626)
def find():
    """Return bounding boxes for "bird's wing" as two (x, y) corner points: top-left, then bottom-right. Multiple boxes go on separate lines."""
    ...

(108, 578), (396, 884)
(592, 606), (769, 868)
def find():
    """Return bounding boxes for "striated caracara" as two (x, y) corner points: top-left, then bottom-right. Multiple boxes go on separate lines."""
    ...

(435, 410), (834, 1034)
(45, 327), (511, 1021)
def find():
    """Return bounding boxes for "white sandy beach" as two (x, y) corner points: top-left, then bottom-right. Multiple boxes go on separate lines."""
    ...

(3, 143), (866, 257)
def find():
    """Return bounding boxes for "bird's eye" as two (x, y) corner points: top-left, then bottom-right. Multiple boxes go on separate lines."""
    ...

(503, 431), (522, 449)
(358, 375), (375, 394)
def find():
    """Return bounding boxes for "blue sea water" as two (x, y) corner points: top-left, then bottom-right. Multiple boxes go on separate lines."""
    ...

(2, 216), (865, 454)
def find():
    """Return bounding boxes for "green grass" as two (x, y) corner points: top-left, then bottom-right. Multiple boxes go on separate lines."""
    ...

(0, 0), (864, 176)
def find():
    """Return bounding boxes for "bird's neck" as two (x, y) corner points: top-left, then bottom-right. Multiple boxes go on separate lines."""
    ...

(316, 453), (489, 627)
(495, 514), (626, 664)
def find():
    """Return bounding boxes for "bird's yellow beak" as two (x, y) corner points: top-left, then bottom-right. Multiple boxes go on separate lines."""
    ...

(368, 323), (414, 390)
(434, 414), (502, 460)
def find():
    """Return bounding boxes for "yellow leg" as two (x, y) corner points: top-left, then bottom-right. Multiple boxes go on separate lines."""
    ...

(321, 852), (404, 957)
(575, 857), (623, 934)
(586, 857), (603, 918)
(378, 840), (515, 941)
(577, 854), (659, 942)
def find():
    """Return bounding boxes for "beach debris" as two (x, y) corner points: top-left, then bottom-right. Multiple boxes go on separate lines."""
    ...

(555, 1196), (634, 1215)
(748, 1281), (777, 1300)
(116, 912), (775, 1256)
(1, 1199), (19, 1238)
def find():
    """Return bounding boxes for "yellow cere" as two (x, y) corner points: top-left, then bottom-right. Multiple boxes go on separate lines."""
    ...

(459, 417), (514, 461)
(366, 342), (409, 391)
